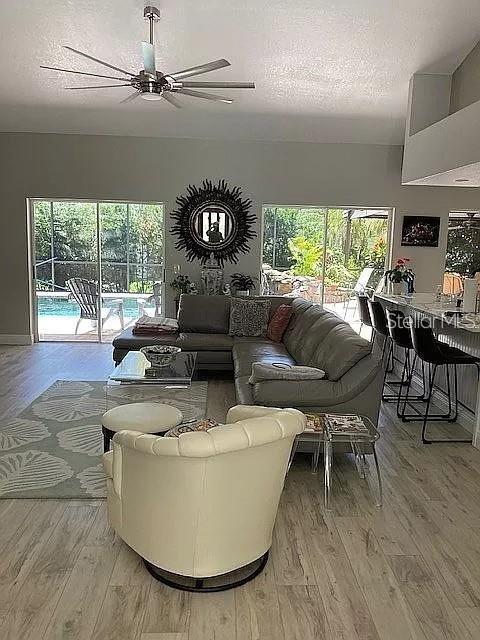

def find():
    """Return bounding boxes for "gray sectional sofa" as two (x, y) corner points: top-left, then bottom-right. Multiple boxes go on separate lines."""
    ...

(112, 294), (384, 424)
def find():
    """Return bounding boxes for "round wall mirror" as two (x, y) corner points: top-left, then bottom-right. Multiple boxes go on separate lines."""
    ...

(171, 180), (256, 265)
(190, 203), (237, 250)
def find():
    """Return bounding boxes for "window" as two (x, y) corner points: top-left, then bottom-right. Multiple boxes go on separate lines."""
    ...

(446, 211), (480, 277)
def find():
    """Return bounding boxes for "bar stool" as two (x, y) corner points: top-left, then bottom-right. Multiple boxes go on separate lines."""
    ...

(407, 319), (480, 444)
(368, 299), (402, 402)
(385, 308), (426, 419)
(356, 293), (374, 342)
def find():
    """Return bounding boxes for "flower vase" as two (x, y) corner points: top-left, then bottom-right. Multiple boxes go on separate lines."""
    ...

(392, 282), (403, 295)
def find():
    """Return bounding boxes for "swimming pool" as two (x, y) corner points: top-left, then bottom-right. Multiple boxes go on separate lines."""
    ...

(37, 296), (148, 318)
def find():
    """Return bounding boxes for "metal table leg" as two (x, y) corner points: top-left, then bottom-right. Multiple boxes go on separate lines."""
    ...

(312, 434), (322, 473)
(324, 439), (332, 510)
(372, 444), (383, 508)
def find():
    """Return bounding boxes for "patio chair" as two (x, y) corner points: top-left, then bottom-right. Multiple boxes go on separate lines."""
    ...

(340, 267), (376, 319)
(443, 272), (463, 295)
(137, 281), (162, 317)
(66, 278), (124, 334)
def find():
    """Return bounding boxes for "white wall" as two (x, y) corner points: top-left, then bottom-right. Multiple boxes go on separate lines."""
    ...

(403, 73), (480, 186)
(1, 132), (479, 339)
(451, 40), (480, 113)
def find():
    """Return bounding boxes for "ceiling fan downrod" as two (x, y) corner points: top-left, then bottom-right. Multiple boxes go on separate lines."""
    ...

(144, 6), (160, 46)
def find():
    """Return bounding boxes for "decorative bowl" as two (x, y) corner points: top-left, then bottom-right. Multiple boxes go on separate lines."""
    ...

(140, 345), (181, 368)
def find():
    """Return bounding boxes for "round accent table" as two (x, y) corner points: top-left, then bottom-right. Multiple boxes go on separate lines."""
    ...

(101, 402), (183, 452)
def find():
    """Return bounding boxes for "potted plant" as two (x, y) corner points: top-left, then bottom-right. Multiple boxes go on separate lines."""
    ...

(230, 273), (257, 296)
(384, 258), (415, 295)
(170, 274), (197, 313)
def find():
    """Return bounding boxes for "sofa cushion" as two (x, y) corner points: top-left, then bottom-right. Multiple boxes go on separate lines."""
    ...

(229, 298), (271, 337)
(112, 328), (179, 350)
(178, 294), (231, 333)
(283, 300), (371, 380)
(252, 353), (382, 407)
(312, 324), (372, 380)
(251, 296), (294, 319)
(177, 332), (233, 351)
(267, 304), (293, 342)
(232, 339), (296, 378)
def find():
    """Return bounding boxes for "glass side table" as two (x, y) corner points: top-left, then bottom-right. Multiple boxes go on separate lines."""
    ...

(292, 414), (382, 510)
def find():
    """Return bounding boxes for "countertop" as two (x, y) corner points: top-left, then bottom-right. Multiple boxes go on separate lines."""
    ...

(375, 292), (480, 334)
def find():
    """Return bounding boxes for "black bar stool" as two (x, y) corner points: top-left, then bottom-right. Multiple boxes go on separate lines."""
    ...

(368, 299), (403, 402)
(356, 293), (374, 342)
(407, 318), (480, 444)
(367, 299), (391, 364)
(385, 308), (426, 419)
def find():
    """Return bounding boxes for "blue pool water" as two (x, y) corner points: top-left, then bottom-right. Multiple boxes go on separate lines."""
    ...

(38, 296), (143, 318)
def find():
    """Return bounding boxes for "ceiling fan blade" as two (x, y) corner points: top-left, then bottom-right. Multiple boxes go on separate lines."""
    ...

(168, 59), (230, 81)
(142, 41), (156, 74)
(65, 84), (132, 89)
(63, 46), (135, 77)
(40, 65), (131, 82)
(162, 92), (182, 108)
(120, 90), (142, 104)
(175, 88), (233, 103)
(180, 81), (255, 89)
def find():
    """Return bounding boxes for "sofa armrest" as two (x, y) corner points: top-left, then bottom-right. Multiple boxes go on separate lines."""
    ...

(226, 404), (283, 423)
(253, 354), (382, 407)
(113, 430), (181, 456)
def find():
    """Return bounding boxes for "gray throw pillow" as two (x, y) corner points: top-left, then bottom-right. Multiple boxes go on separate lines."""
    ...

(229, 298), (271, 337)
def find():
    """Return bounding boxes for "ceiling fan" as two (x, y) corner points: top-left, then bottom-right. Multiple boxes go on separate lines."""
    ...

(449, 212), (480, 231)
(40, 5), (255, 107)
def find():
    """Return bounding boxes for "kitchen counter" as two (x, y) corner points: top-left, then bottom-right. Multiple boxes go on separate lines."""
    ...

(375, 292), (480, 449)
(375, 292), (480, 333)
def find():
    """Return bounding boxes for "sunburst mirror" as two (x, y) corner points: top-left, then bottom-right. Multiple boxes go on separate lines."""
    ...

(171, 180), (256, 266)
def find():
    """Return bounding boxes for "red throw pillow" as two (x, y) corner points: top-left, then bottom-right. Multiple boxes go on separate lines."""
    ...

(267, 304), (293, 342)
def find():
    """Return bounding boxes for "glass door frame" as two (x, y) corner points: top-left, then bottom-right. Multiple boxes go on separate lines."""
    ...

(28, 197), (166, 343)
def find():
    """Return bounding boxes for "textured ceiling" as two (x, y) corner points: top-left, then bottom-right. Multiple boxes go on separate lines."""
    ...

(0, 0), (479, 143)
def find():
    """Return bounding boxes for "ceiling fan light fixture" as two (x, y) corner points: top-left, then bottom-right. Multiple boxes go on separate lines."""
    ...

(140, 91), (163, 101)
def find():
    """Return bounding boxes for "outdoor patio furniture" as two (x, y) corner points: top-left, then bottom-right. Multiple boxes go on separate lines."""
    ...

(138, 281), (163, 317)
(443, 272), (463, 295)
(66, 278), (125, 334)
(340, 267), (376, 319)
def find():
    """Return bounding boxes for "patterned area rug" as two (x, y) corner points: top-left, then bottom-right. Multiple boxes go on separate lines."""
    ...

(0, 380), (208, 499)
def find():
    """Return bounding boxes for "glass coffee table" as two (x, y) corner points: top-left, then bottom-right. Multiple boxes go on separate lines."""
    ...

(107, 351), (197, 408)
(292, 413), (382, 510)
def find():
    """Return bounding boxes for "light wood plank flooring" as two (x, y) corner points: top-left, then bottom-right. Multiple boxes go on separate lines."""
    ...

(1, 342), (480, 639)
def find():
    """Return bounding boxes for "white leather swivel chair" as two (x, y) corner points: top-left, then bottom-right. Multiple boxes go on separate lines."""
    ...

(103, 404), (305, 591)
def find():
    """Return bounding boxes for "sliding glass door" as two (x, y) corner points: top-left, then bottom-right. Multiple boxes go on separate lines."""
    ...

(262, 206), (390, 323)
(32, 200), (164, 342)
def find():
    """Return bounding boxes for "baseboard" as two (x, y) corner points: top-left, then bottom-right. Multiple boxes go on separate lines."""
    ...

(0, 334), (34, 345)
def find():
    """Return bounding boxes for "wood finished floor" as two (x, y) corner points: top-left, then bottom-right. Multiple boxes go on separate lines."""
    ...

(1, 342), (480, 639)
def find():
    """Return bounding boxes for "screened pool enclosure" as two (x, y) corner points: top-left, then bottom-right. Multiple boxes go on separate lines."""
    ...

(32, 200), (164, 342)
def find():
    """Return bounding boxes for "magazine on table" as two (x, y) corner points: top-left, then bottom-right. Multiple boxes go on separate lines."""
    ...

(304, 414), (325, 433)
(324, 414), (370, 437)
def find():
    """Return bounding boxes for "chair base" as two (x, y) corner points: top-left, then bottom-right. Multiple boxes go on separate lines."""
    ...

(143, 551), (269, 592)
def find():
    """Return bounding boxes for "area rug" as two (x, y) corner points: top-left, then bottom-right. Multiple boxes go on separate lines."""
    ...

(0, 380), (208, 499)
